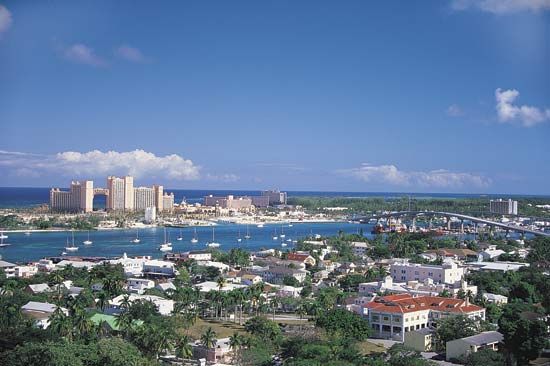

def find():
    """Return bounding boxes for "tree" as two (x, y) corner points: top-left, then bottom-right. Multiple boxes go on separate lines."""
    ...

(175, 334), (193, 360)
(498, 303), (548, 365)
(283, 275), (300, 287)
(200, 327), (217, 349)
(463, 349), (505, 366)
(434, 316), (478, 351)
(244, 316), (281, 344)
(229, 332), (243, 363)
(315, 308), (371, 341)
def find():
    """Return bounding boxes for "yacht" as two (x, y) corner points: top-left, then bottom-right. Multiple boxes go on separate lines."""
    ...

(177, 229), (183, 241)
(244, 225), (251, 240)
(158, 228), (172, 251)
(0, 232), (8, 240)
(286, 238), (292, 242)
(237, 229), (242, 242)
(65, 232), (79, 252)
(83, 230), (93, 245)
(0, 236), (10, 248)
(280, 225), (286, 238)
(288, 223), (293, 227)
(24, 231), (31, 236)
(257, 223), (264, 228)
(206, 227), (221, 248)
(281, 242), (287, 247)
(132, 229), (141, 243)
(272, 228), (278, 241)
(191, 228), (198, 243)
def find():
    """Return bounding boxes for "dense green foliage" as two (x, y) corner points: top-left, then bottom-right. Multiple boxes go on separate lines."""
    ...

(315, 308), (371, 341)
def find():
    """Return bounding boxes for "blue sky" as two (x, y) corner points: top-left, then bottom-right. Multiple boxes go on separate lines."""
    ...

(0, 0), (549, 194)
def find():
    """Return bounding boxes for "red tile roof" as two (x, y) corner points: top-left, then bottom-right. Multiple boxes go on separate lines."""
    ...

(287, 253), (311, 262)
(365, 294), (484, 315)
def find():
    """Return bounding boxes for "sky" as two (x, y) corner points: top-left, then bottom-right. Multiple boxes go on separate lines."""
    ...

(0, 0), (549, 194)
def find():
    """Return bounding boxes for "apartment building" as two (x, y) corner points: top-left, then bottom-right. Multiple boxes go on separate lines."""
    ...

(390, 259), (465, 285)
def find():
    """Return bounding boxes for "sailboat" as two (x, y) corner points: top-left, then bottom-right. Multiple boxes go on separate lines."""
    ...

(206, 227), (220, 248)
(132, 229), (140, 243)
(237, 228), (242, 242)
(83, 230), (93, 245)
(280, 225), (286, 238)
(272, 228), (278, 240)
(65, 231), (79, 252)
(24, 231), (31, 236)
(158, 227), (172, 252)
(257, 223), (264, 228)
(0, 231), (8, 240)
(177, 229), (183, 241)
(244, 225), (251, 240)
(190, 228), (198, 243)
(0, 235), (11, 248)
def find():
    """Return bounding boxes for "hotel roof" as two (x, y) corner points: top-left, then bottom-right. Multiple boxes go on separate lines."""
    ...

(364, 294), (484, 314)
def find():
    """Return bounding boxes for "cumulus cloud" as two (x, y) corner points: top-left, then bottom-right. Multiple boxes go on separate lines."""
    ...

(0, 149), (201, 181)
(446, 104), (463, 117)
(63, 44), (107, 67)
(340, 163), (491, 189)
(115, 45), (149, 63)
(451, 0), (550, 14)
(495, 88), (550, 127)
(0, 5), (12, 36)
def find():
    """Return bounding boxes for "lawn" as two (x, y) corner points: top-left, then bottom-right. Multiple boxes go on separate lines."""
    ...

(186, 318), (246, 340)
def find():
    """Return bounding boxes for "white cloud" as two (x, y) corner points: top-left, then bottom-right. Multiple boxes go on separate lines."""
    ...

(495, 88), (550, 127)
(63, 44), (107, 67)
(0, 5), (12, 36)
(340, 163), (491, 189)
(451, 0), (550, 14)
(115, 45), (149, 63)
(206, 173), (240, 182)
(447, 104), (463, 117)
(0, 149), (201, 181)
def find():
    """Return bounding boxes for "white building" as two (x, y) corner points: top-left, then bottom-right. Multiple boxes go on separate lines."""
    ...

(50, 180), (94, 212)
(489, 199), (518, 215)
(108, 294), (174, 316)
(134, 187), (156, 211)
(390, 259), (464, 285)
(359, 276), (477, 298)
(144, 206), (156, 223)
(21, 301), (68, 329)
(143, 259), (177, 277)
(482, 293), (508, 305)
(127, 278), (155, 294)
(351, 242), (370, 257)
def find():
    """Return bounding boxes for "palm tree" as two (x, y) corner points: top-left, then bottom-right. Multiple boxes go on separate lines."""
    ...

(51, 271), (64, 301)
(114, 312), (132, 336)
(120, 294), (131, 311)
(175, 334), (193, 360)
(97, 291), (108, 312)
(270, 297), (280, 321)
(229, 332), (242, 363)
(48, 306), (72, 340)
(200, 327), (217, 349)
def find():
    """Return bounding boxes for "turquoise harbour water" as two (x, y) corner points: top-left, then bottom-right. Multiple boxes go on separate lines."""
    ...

(0, 222), (372, 263)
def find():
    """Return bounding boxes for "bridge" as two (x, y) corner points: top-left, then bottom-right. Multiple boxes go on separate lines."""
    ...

(353, 211), (550, 237)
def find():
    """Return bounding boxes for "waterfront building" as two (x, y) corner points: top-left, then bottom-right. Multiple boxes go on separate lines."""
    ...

(134, 186), (156, 211)
(154, 185), (164, 212)
(262, 189), (288, 205)
(107, 176), (134, 211)
(364, 294), (485, 342)
(204, 195), (253, 210)
(144, 206), (156, 223)
(390, 258), (465, 286)
(489, 198), (518, 215)
(50, 180), (93, 212)
(162, 192), (174, 212)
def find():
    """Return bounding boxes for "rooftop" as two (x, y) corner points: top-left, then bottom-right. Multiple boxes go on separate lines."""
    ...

(456, 331), (503, 346)
(365, 294), (484, 314)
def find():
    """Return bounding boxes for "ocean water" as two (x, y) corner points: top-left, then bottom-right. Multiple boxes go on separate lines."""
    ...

(0, 222), (371, 263)
(0, 187), (546, 209)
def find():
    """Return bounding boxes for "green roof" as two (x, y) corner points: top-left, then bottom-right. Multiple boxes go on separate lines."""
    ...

(89, 313), (143, 331)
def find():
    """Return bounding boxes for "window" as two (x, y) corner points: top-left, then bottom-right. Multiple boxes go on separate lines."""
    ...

(372, 315), (379, 322)
(414, 271), (419, 275)
(393, 316), (401, 322)
(383, 316), (389, 321)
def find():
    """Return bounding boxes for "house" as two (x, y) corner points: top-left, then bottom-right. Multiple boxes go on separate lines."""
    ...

(0, 260), (16, 278)
(424, 249), (478, 262)
(313, 270), (329, 280)
(143, 259), (177, 277)
(478, 248), (506, 261)
(359, 276), (478, 298)
(364, 294), (485, 342)
(446, 331), (503, 361)
(14, 265), (38, 278)
(241, 274), (262, 286)
(259, 266), (308, 284)
(156, 282), (176, 292)
(287, 253), (316, 266)
(390, 259), (464, 285)
(187, 250), (212, 261)
(404, 328), (435, 352)
(36, 259), (56, 272)
(192, 337), (233, 364)
(194, 281), (247, 293)
(107, 294), (174, 316)
(127, 278), (155, 294)
(351, 242), (371, 257)
(89, 313), (143, 332)
(482, 293), (508, 305)
(107, 253), (149, 276)
(276, 285), (303, 298)
(56, 259), (97, 270)
(26, 283), (52, 295)
(337, 262), (356, 274)
(21, 301), (68, 329)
